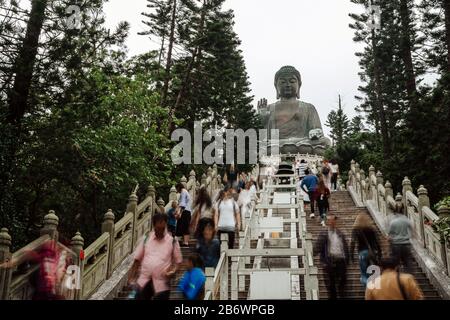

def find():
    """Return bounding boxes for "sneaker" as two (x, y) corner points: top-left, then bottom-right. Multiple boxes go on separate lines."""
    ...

(321, 221), (326, 227)
(310, 213), (315, 218)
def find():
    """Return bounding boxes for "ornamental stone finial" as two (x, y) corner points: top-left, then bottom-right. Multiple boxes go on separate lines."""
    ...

(157, 198), (165, 207)
(417, 185), (428, 196)
(0, 228), (12, 248)
(402, 177), (411, 187)
(71, 232), (84, 248)
(147, 185), (156, 199)
(395, 193), (403, 202)
(189, 170), (196, 179)
(103, 209), (115, 222)
(181, 176), (187, 184)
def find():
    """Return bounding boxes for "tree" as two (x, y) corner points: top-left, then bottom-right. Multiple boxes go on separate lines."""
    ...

(325, 95), (350, 146)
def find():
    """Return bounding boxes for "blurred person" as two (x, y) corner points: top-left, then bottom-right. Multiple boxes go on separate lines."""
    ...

(0, 239), (68, 300)
(330, 160), (340, 191)
(314, 178), (331, 227)
(238, 182), (252, 222)
(388, 203), (413, 273)
(176, 182), (192, 247)
(300, 169), (319, 218)
(365, 258), (424, 300)
(128, 213), (182, 300)
(351, 213), (382, 287)
(166, 200), (178, 236)
(214, 187), (241, 249)
(191, 187), (215, 239)
(178, 254), (206, 300)
(321, 160), (332, 189)
(298, 159), (309, 181)
(196, 219), (221, 268)
(315, 214), (349, 300)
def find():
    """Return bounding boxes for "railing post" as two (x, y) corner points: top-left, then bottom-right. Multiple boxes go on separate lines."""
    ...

(102, 209), (115, 279)
(385, 181), (393, 215)
(157, 198), (165, 214)
(376, 172), (384, 210)
(40, 210), (59, 241)
(220, 234), (229, 300)
(204, 267), (215, 300)
(417, 185), (430, 248)
(181, 175), (188, 188)
(127, 190), (138, 248)
(146, 185), (156, 233)
(437, 206), (450, 275)
(169, 186), (177, 204)
(360, 169), (366, 201)
(70, 232), (84, 300)
(402, 177), (413, 215)
(238, 231), (245, 292)
(0, 228), (12, 300)
(231, 256), (239, 300)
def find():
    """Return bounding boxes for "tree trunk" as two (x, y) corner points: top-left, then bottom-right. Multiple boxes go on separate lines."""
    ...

(399, 0), (417, 97)
(444, 0), (450, 72)
(372, 34), (391, 158)
(7, 0), (48, 124)
(160, 0), (177, 109)
(168, 1), (208, 132)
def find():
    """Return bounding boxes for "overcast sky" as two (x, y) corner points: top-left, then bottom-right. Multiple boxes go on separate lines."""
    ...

(104, 0), (365, 136)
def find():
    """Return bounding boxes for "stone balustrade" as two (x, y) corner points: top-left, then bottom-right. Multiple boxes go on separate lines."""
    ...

(347, 160), (450, 298)
(0, 165), (226, 300)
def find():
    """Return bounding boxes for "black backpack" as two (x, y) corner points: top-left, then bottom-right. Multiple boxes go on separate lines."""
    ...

(322, 166), (330, 175)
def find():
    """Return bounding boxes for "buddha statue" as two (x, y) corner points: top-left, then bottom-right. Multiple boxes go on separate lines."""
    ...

(258, 66), (331, 156)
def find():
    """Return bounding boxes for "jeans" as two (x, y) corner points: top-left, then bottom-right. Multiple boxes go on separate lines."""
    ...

(218, 230), (235, 249)
(359, 249), (370, 287)
(324, 258), (347, 300)
(317, 200), (328, 222)
(391, 244), (412, 273)
(307, 191), (315, 213)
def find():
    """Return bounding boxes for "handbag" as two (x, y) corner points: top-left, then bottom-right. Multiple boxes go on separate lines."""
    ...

(360, 230), (379, 265)
(397, 272), (409, 300)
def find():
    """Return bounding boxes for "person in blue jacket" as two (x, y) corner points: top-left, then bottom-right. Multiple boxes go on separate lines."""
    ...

(178, 254), (206, 300)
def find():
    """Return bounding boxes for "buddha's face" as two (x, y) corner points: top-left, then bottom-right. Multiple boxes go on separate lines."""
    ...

(276, 75), (300, 99)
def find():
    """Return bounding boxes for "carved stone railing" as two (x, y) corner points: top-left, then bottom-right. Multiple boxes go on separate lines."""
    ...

(347, 160), (450, 298)
(0, 184), (158, 300)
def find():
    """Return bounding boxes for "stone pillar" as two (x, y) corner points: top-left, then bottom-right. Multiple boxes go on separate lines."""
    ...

(40, 210), (59, 240)
(157, 198), (165, 214)
(384, 181), (393, 216)
(181, 175), (187, 189)
(220, 233), (228, 300)
(70, 232), (84, 300)
(385, 181), (393, 199)
(360, 170), (366, 200)
(201, 173), (207, 187)
(146, 185), (156, 233)
(395, 193), (403, 210)
(376, 171), (384, 186)
(127, 190), (138, 248)
(437, 204), (450, 218)
(417, 185), (430, 247)
(368, 165), (376, 178)
(205, 268), (215, 299)
(0, 228), (12, 300)
(102, 209), (115, 278)
(350, 160), (356, 172)
(402, 177), (413, 216)
(169, 186), (177, 204)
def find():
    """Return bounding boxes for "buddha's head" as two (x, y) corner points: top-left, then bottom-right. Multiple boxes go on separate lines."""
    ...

(275, 66), (302, 100)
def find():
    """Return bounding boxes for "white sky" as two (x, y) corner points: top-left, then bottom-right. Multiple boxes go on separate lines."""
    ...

(104, 0), (366, 136)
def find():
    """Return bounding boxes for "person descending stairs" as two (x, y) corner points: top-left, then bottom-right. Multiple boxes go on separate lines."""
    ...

(306, 190), (442, 300)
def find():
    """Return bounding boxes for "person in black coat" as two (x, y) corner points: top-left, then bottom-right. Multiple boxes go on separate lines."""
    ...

(314, 214), (349, 300)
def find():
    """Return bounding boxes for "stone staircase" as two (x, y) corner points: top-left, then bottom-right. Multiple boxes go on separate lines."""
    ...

(306, 191), (442, 300)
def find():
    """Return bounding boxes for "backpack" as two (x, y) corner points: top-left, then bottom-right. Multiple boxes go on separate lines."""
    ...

(322, 166), (330, 175)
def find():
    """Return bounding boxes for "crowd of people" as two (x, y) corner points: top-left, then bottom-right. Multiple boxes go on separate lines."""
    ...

(127, 165), (259, 300)
(0, 160), (426, 301)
